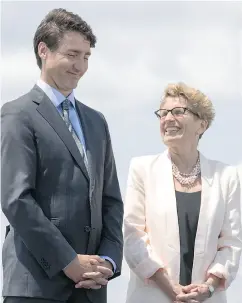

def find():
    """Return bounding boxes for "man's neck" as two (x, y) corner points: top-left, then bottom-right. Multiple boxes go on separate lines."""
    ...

(40, 75), (72, 97)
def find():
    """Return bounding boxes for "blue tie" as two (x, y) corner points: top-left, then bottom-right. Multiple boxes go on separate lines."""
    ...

(61, 99), (88, 171)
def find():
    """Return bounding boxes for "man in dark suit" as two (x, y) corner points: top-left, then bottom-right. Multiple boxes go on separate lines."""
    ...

(1, 8), (123, 303)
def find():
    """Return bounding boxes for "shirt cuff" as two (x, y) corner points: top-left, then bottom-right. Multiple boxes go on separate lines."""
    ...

(100, 256), (117, 273)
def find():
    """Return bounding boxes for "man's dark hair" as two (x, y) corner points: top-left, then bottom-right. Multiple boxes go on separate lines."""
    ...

(33, 8), (97, 69)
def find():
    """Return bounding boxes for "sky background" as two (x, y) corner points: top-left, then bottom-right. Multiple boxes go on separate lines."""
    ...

(1, 1), (242, 302)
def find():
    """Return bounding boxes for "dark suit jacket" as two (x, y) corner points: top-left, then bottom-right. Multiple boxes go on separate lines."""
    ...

(1, 85), (123, 302)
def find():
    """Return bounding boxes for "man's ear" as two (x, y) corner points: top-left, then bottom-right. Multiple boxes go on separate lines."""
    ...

(38, 42), (48, 60)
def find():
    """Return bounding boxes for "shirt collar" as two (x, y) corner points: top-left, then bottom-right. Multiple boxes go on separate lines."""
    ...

(37, 79), (76, 108)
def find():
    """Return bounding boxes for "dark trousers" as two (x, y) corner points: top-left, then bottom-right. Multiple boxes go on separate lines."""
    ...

(4, 290), (91, 303)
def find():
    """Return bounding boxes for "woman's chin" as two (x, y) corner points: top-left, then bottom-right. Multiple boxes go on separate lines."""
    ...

(163, 134), (181, 145)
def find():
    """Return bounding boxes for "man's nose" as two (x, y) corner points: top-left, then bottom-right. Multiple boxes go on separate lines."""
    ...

(73, 59), (86, 73)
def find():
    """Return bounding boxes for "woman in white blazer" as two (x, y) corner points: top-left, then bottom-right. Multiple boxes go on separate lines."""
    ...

(124, 83), (242, 303)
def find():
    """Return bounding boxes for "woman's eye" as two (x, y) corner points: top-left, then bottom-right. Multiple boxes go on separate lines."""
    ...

(174, 110), (183, 115)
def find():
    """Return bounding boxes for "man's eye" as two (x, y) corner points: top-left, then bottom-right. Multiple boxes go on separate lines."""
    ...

(68, 54), (75, 57)
(84, 57), (89, 61)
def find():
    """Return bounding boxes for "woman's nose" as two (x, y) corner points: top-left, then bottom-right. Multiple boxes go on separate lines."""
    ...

(165, 111), (174, 121)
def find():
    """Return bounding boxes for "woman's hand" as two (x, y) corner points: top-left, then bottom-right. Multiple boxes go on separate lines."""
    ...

(172, 283), (188, 302)
(150, 269), (187, 301)
(175, 284), (210, 302)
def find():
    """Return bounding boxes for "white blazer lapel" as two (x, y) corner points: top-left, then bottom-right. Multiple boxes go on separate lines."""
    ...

(154, 151), (214, 283)
(192, 153), (214, 280)
(156, 151), (180, 252)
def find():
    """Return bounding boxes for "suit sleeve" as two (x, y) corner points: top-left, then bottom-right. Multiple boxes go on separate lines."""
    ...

(1, 104), (77, 278)
(124, 158), (164, 280)
(206, 167), (242, 289)
(96, 115), (124, 279)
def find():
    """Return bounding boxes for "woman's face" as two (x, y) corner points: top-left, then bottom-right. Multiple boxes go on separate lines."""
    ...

(159, 96), (207, 148)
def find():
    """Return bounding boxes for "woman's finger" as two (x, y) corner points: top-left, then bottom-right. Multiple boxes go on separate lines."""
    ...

(176, 291), (198, 301)
(182, 284), (198, 293)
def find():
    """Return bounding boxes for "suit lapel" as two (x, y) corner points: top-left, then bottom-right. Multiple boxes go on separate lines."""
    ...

(31, 85), (89, 181)
(75, 101), (96, 198)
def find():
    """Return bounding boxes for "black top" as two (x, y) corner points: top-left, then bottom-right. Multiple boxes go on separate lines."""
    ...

(175, 190), (201, 286)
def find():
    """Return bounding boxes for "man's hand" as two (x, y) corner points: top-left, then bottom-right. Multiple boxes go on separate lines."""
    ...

(75, 259), (113, 289)
(176, 284), (210, 302)
(63, 254), (104, 283)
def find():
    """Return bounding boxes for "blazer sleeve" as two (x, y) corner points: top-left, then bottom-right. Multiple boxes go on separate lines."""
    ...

(96, 115), (124, 279)
(124, 158), (164, 280)
(1, 104), (77, 279)
(206, 167), (242, 289)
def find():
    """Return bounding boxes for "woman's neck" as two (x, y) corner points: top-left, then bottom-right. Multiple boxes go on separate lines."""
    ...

(169, 146), (199, 174)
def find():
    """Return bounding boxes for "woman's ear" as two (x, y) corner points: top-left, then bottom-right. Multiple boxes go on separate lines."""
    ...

(201, 120), (208, 132)
(196, 120), (208, 138)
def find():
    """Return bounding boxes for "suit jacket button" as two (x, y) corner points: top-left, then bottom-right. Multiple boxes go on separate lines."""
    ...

(40, 257), (50, 270)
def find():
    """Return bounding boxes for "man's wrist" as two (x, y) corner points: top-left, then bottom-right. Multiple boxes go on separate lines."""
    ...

(100, 256), (116, 273)
(104, 259), (113, 270)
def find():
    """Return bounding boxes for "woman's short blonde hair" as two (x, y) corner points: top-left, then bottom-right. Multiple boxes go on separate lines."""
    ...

(162, 82), (215, 128)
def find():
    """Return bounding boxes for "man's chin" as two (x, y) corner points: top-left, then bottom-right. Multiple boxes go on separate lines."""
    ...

(65, 82), (79, 91)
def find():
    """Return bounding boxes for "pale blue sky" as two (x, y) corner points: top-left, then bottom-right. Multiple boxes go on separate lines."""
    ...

(1, 1), (242, 302)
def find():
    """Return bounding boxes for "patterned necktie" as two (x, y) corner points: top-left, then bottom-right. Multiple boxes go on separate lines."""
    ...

(61, 99), (88, 172)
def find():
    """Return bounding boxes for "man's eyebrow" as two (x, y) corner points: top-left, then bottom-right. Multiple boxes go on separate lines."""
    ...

(68, 49), (91, 56)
